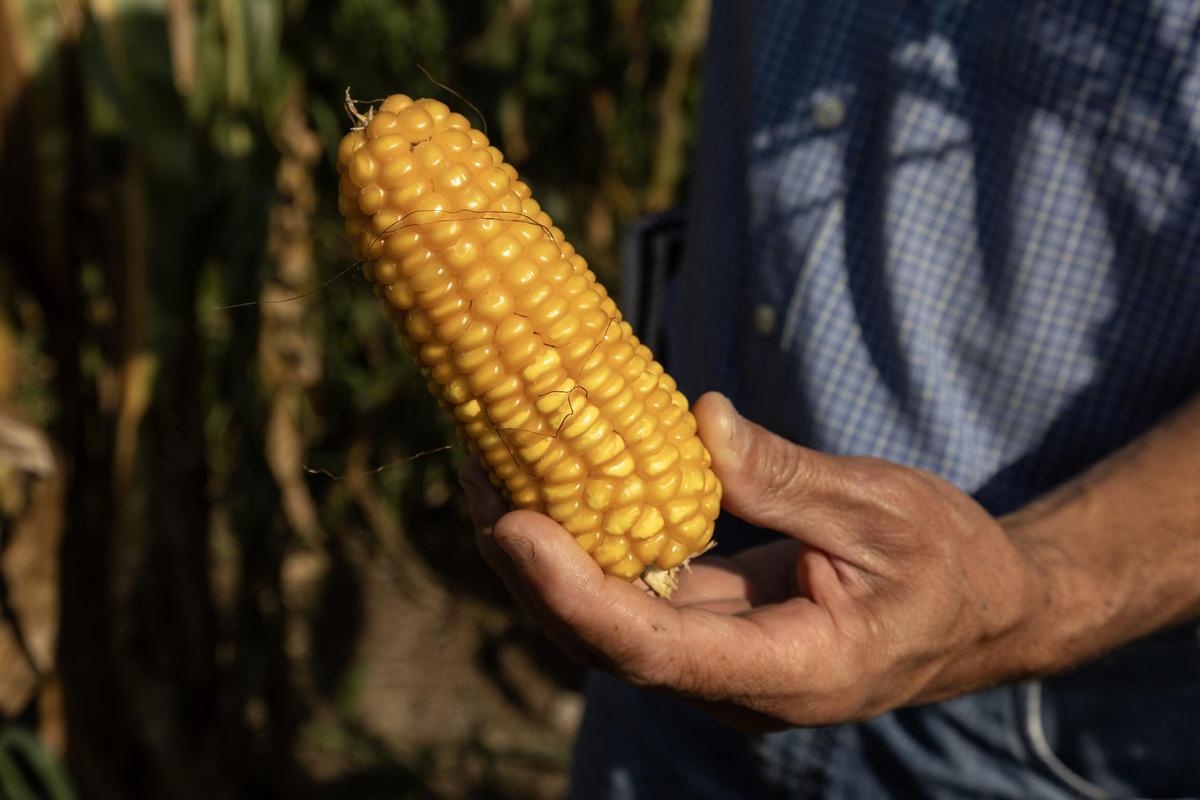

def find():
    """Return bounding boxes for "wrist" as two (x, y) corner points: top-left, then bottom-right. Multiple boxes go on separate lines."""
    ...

(1003, 519), (1109, 677)
(912, 520), (1089, 707)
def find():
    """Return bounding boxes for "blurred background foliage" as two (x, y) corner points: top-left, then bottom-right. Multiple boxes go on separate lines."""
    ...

(0, 0), (708, 797)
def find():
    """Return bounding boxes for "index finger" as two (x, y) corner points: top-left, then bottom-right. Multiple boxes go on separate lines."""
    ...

(492, 510), (824, 701)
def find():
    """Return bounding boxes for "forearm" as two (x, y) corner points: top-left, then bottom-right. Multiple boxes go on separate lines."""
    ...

(1003, 393), (1200, 675)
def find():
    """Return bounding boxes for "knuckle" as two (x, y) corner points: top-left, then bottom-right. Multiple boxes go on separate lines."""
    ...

(621, 645), (673, 688)
(752, 436), (810, 504)
(671, 650), (715, 698)
(620, 632), (708, 694)
(841, 456), (907, 496)
(836, 457), (925, 522)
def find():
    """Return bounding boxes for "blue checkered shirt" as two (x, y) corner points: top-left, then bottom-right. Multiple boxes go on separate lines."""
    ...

(584, 1), (1200, 797)
(668, 0), (1200, 520)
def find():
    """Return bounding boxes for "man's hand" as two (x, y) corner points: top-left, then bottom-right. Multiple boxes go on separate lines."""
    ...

(459, 392), (1052, 730)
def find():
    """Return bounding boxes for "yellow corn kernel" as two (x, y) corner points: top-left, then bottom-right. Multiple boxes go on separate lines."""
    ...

(602, 504), (642, 536)
(632, 532), (668, 565)
(338, 94), (721, 595)
(657, 539), (691, 570)
(584, 479), (614, 511)
(592, 534), (630, 568)
(607, 553), (644, 581)
(663, 497), (700, 526)
(630, 506), (665, 540)
(547, 498), (583, 520)
(649, 465), (688, 503)
(564, 510), (603, 538)
(673, 514), (711, 547)
(574, 530), (603, 552)
(543, 481), (583, 505)
(592, 451), (635, 480)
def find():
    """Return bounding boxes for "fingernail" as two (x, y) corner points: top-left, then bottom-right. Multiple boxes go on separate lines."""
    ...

(499, 535), (535, 566)
(722, 395), (749, 455)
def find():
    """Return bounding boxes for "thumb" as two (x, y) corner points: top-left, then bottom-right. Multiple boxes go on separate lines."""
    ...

(694, 392), (838, 540)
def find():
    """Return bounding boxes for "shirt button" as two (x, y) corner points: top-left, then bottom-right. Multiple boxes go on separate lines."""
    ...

(812, 94), (846, 131)
(752, 304), (776, 336)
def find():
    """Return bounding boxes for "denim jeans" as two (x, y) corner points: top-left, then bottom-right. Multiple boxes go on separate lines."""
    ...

(569, 624), (1200, 799)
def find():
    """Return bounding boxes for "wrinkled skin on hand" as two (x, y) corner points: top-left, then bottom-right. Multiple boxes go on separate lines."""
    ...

(459, 392), (1049, 731)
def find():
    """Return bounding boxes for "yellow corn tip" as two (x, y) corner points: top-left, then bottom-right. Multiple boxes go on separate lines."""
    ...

(337, 94), (720, 589)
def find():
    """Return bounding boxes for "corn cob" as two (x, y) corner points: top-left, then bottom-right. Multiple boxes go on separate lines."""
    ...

(336, 94), (720, 596)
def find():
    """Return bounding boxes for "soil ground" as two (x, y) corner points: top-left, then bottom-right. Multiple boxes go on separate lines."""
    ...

(297, 503), (585, 800)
